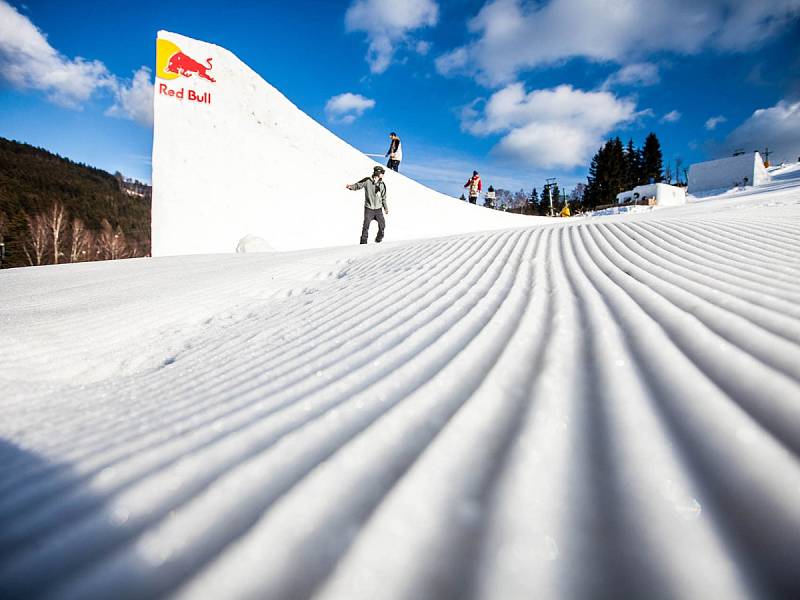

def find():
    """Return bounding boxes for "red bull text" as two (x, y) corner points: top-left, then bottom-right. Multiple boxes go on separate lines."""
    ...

(158, 84), (212, 104)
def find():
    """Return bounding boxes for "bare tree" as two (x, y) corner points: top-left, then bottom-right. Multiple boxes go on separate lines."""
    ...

(0, 210), (7, 268)
(674, 158), (684, 185)
(23, 212), (49, 266)
(45, 202), (68, 264)
(97, 219), (129, 260)
(84, 229), (97, 261)
(69, 217), (91, 262)
(511, 189), (528, 209)
(127, 237), (141, 258)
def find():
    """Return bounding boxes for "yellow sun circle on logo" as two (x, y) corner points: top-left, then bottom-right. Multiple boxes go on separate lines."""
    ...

(156, 38), (182, 80)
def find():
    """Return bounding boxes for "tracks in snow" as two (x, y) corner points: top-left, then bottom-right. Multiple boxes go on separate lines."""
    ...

(1, 204), (800, 599)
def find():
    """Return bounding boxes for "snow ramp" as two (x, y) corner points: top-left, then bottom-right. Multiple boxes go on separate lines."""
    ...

(151, 31), (534, 256)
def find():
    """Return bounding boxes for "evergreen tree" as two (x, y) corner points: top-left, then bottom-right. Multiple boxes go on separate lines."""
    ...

(529, 187), (539, 214)
(609, 137), (626, 193)
(584, 137), (627, 208)
(550, 183), (561, 214)
(641, 132), (664, 183)
(585, 150), (602, 209)
(624, 138), (642, 188)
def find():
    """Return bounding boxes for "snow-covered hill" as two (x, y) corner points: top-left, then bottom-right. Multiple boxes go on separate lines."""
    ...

(2, 170), (800, 598)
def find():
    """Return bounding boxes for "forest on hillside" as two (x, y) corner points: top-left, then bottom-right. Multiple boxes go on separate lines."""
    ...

(0, 137), (151, 269)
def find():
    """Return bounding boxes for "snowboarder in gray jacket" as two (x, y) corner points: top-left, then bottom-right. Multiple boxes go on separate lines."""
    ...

(346, 165), (389, 244)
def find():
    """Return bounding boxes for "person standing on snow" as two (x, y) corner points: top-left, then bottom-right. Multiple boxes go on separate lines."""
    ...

(485, 185), (496, 209)
(346, 165), (389, 244)
(464, 170), (482, 204)
(385, 132), (402, 172)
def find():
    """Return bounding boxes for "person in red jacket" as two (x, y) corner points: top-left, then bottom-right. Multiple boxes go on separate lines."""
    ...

(464, 170), (482, 204)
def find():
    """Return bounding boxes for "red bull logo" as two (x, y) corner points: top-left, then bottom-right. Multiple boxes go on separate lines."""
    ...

(165, 52), (216, 82)
(156, 37), (215, 107)
(156, 38), (217, 83)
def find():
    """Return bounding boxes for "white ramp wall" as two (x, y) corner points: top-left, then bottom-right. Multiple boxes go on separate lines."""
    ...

(152, 32), (532, 256)
(688, 152), (771, 195)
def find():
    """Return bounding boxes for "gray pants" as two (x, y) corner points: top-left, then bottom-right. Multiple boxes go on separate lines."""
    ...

(360, 207), (385, 244)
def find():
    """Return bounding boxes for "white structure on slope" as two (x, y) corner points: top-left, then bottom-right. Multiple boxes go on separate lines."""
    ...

(616, 183), (686, 207)
(688, 152), (771, 194)
(151, 32), (533, 256)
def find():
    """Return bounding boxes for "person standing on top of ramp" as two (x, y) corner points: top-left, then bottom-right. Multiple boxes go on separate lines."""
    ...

(464, 170), (482, 204)
(385, 132), (402, 172)
(346, 165), (389, 244)
(485, 185), (496, 208)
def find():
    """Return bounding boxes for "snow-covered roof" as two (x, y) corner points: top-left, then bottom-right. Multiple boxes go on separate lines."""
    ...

(617, 183), (686, 206)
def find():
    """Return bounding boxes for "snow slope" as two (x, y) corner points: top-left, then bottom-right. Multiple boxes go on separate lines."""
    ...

(2, 172), (800, 598)
(152, 31), (536, 256)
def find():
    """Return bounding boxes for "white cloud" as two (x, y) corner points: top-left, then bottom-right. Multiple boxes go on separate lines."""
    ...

(325, 92), (376, 124)
(106, 67), (154, 127)
(660, 110), (681, 123)
(462, 83), (639, 168)
(0, 0), (115, 107)
(415, 40), (432, 56)
(602, 62), (660, 89)
(724, 100), (800, 163)
(704, 115), (727, 130)
(345, 0), (439, 74)
(436, 0), (800, 86)
(0, 0), (151, 125)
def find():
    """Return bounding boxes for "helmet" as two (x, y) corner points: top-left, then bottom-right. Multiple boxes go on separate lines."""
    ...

(373, 166), (385, 175)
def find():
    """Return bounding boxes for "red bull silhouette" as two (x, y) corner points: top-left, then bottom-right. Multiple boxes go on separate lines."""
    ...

(165, 52), (216, 82)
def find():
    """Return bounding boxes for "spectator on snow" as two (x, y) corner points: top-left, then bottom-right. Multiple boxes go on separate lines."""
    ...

(560, 203), (571, 217)
(346, 165), (389, 244)
(385, 132), (402, 172)
(464, 170), (482, 204)
(485, 185), (496, 209)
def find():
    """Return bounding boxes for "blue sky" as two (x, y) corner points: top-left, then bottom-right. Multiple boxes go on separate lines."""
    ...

(1, 0), (799, 198)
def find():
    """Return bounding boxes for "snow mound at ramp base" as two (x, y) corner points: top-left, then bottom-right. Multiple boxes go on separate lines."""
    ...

(151, 31), (534, 256)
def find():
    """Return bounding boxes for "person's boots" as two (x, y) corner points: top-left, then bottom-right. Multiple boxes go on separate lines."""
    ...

(375, 234), (383, 243)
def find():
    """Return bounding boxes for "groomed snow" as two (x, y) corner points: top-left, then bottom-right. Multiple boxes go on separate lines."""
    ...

(2, 170), (800, 598)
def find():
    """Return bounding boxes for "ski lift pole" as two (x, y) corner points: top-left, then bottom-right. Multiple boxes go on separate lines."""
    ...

(545, 177), (557, 217)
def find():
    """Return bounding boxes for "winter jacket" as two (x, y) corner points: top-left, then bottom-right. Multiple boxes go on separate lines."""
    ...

(348, 176), (388, 211)
(464, 175), (482, 196)
(386, 138), (403, 162)
(486, 190), (496, 201)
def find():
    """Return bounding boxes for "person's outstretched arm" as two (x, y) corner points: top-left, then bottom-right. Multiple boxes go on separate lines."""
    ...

(346, 178), (369, 190)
